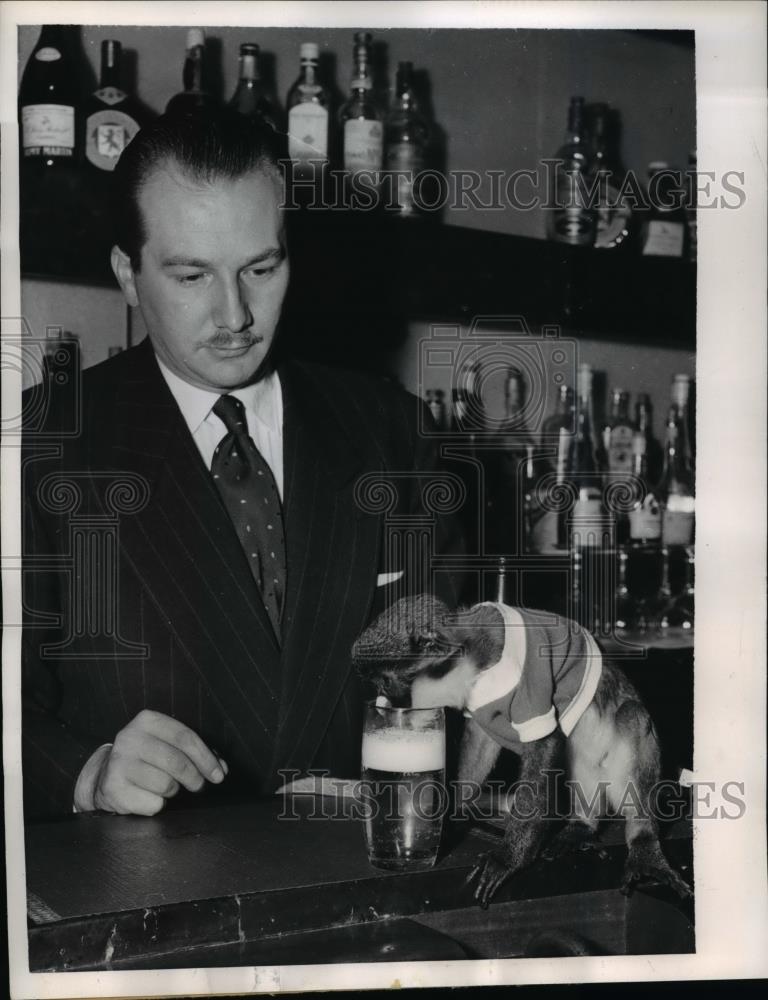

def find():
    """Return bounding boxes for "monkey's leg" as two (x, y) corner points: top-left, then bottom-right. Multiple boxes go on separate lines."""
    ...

(544, 704), (610, 861)
(609, 700), (692, 898)
(468, 730), (563, 908)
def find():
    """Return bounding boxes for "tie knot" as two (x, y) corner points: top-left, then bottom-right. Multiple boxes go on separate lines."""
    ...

(213, 395), (248, 435)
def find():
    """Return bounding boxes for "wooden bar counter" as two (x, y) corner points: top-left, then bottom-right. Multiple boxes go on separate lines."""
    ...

(25, 794), (694, 971)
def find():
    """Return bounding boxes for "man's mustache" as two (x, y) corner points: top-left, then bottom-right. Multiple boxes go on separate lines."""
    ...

(207, 332), (263, 349)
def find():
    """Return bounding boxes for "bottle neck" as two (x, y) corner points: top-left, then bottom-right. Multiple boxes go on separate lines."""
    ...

(238, 53), (260, 84)
(660, 417), (692, 493)
(183, 45), (205, 93)
(100, 44), (121, 89)
(299, 59), (318, 86)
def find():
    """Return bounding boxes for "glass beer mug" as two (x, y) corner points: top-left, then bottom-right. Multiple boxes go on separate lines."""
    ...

(360, 701), (446, 872)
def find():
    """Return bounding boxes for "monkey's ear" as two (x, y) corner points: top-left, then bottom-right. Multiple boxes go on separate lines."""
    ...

(408, 625), (462, 660)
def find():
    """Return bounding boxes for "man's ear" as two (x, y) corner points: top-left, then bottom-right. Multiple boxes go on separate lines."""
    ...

(110, 245), (139, 307)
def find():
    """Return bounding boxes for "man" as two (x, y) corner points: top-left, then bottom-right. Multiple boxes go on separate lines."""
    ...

(22, 110), (462, 820)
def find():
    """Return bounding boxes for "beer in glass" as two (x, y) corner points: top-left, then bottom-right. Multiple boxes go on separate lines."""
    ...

(361, 702), (446, 872)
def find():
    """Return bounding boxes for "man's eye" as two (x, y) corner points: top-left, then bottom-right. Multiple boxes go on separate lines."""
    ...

(245, 265), (276, 279)
(177, 273), (206, 285)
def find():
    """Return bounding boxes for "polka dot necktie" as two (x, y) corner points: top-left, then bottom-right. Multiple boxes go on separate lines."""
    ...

(211, 394), (286, 640)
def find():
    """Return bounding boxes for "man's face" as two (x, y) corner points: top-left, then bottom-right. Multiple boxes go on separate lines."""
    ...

(120, 161), (289, 391)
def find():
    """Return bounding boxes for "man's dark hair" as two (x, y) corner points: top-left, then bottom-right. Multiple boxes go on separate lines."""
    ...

(113, 109), (289, 270)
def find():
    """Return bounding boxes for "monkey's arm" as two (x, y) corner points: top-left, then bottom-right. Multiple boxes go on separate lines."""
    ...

(457, 716), (501, 786)
(469, 729), (564, 907)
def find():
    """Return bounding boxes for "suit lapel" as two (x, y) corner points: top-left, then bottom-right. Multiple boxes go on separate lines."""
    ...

(104, 341), (282, 774)
(273, 362), (381, 775)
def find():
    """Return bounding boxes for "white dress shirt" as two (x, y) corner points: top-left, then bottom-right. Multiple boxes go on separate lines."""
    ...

(156, 357), (284, 499)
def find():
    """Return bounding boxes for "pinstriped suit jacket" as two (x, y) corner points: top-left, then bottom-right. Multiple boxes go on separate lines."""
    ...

(22, 338), (463, 819)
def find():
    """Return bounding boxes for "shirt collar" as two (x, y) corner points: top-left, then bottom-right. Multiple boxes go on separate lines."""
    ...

(156, 355), (281, 436)
(466, 603), (528, 713)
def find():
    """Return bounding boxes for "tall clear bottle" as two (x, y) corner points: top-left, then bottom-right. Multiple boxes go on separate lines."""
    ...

(287, 43), (330, 183)
(548, 96), (596, 246)
(561, 363), (606, 549)
(339, 32), (383, 179)
(166, 29), (214, 116)
(384, 61), (429, 217)
(658, 406), (695, 548)
(19, 25), (83, 169)
(229, 43), (280, 129)
(533, 384), (574, 553)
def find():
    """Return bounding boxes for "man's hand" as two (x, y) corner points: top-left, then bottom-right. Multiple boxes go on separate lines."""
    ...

(74, 709), (228, 816)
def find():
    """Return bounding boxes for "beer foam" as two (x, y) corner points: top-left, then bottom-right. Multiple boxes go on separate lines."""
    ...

(362, 727), (445, 773)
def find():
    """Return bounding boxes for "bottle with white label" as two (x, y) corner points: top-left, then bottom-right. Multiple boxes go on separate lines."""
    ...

(287, 43), (330, 186)
(19, 25), (82, 168)
(641, 161), (687, 258)
(339, 32), (383, 181)
(560, 364), (606, 549)
(85, 41), (146, 172)
(658, 406), (695, 547)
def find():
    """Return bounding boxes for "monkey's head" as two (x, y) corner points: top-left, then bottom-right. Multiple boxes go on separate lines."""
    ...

(352, 594), (506, 710)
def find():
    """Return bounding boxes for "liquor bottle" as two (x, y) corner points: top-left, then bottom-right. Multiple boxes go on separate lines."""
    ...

(628, 428), (662, 545)
(165, 29), (213, 116)
(657, 406), (695, 547)
(384, 61), (429, 217)
(339, 32), (383, 178)
(85, 40), (145, 172)
(548, 96), (596, 246)
(588, 103), (631, 249)
(602, 389), (634, 544)
(287, 43), (330, 180)
(19, 25), (83, 169)
(625, 425), (663, 616)
(634, 393), (663, 485)
(492, 368), (538, 554)
(685, 150), (698, 262)
(604, 389), (635, 478)
(450, 387), (469, 434)
(228, 43), (279, 129)
(561, 364), (606, 549)
(426, 389), (446, 430)
(640, 161), (687, 257)
(670, 373), (695, 474)
(530, 385), (574, 553)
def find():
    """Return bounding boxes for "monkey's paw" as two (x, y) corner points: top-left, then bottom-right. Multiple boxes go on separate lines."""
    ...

(466, 850), (513, 909)
(621, 847), (693, 899)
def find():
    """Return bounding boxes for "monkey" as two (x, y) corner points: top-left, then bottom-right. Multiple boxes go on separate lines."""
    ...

(352, 593), (692, 908)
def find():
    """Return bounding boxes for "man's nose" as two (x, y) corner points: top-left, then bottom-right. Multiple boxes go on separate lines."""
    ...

(213, 276), (251, 333)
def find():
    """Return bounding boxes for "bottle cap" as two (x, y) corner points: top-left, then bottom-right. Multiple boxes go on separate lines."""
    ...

(300, 42), (319, 60)
(671, 374), (691, 407)
(187, 28), (205, 49)
(648, 160), (670, 174)
(577, 363), (593, 398)
(240, 42), (260, 55)
(102, 39), (121, 68)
